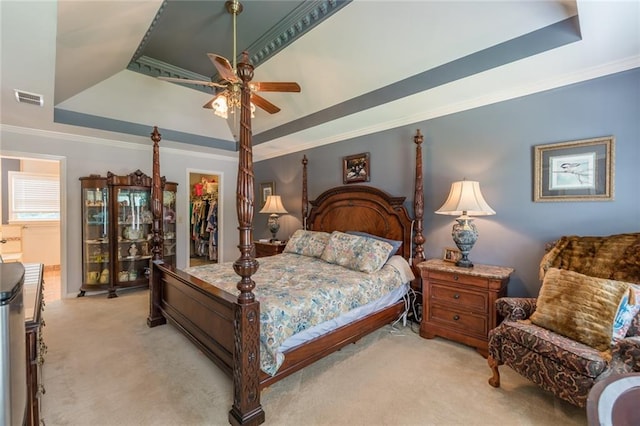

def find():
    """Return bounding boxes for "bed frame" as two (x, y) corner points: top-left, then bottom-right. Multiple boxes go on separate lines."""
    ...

(147, 53), (425, 426)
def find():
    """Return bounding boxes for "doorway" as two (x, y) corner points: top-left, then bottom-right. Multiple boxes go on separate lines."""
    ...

(1, 154), (64, 301)
(187, 170), (221, 267)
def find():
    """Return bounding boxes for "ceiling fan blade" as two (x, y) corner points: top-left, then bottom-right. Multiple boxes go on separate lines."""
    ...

(158, 76), (226, 89)
(207, 53), (241, 84)
(251, 82), (301, 93)
(251, 93), (280, 114)
(203, 91), (228, 109)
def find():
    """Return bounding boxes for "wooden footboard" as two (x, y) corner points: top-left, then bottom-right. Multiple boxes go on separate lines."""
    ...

(150, 258), (405, 377)
(148, 261), (237, 377)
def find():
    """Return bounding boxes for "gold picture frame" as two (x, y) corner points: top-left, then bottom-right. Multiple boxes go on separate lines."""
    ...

(443, 247), (461, 263)
(260, 181), (275, 206)
(534, 136), (614, 202)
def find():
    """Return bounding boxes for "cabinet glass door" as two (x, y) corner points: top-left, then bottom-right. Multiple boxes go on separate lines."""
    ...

(162, 182), (177, 266)
(81, 183), (109, 293)
(115, 187), (152, 287)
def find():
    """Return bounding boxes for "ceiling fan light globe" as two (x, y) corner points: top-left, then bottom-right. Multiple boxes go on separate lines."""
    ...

(212, 96), (229, 119)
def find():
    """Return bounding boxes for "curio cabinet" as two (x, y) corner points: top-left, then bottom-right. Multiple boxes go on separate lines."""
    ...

(79, 170), (177, 298)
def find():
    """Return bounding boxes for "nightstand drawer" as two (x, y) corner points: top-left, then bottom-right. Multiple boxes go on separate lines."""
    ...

(429, 270), (490, 288)
(418, 259), (513, 357)
(429, 304), (487, 336)
(430, 283), (487, 313)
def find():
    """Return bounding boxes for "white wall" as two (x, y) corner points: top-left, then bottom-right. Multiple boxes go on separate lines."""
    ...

(21, 158), (59, 174)
(21, 222), (60, 265)
(0, 125), (240, 297)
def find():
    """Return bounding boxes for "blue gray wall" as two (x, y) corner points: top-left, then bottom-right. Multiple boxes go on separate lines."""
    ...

(255, 68), (640, 297)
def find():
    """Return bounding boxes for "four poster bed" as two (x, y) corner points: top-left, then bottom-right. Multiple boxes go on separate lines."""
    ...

(146, 53), (426, 426)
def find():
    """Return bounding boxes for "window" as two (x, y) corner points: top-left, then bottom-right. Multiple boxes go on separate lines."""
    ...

(8, 171), (60, 221)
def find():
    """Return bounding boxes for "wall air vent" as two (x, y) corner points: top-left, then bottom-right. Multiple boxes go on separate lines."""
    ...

(14, 89), (44, 107)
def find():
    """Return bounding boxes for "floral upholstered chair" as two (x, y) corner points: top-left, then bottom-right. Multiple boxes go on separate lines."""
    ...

(487, 233), (640, 407)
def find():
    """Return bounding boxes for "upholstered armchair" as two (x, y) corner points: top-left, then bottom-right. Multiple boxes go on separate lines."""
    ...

(487, 233), (640, 408)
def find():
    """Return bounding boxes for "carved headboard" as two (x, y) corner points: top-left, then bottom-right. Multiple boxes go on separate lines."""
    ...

(307, 185), (414, 261)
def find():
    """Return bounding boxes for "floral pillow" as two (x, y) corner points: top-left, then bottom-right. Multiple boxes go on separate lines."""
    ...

(320, 231), (394, 273)
(283, 230), (330, 258)
(346, 231), (402, 261)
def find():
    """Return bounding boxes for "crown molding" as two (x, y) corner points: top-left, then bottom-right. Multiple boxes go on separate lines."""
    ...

(127, 1), (350, 83)
(130, 0), (169, 63)
(127, 56), (214, 94)
(246, 0), (351, 67)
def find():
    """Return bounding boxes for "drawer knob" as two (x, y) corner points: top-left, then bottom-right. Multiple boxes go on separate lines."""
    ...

(453, 275), (459, 281)
(453, 293), (460, 299)
(453, 314), (460, 321)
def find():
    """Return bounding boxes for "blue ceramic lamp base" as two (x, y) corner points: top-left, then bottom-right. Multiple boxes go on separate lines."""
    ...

(451, 216), (478, 268)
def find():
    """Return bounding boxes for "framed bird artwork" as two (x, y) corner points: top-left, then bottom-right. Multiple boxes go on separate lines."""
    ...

(533, 136), (614, 202)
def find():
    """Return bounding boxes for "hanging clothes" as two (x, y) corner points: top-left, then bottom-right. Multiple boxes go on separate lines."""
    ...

(190, 195), (218, 261)
(206, 200), (218, 261)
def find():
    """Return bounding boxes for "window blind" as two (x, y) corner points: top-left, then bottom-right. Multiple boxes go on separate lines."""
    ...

(9, 171), (60, 221)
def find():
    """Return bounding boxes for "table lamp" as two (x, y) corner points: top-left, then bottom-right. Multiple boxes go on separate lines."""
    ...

(435, 179), (495, 268)
(259, 195), (288, 242)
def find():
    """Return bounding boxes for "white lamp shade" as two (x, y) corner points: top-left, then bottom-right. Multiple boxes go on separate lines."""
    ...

(260, 195), (288, 214)
(435, 180), (495, 216)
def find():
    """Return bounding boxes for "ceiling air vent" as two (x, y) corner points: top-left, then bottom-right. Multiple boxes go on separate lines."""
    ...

(14, 89), (44, 107)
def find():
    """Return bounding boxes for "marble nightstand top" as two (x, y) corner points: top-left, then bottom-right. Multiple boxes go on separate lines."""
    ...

(418, 258), (514, 280)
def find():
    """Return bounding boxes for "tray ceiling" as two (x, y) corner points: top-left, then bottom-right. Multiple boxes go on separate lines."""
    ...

(1, 1), (639, 160)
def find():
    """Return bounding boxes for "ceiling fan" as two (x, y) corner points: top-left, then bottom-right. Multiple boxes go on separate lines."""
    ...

(157, 0), (301, 117)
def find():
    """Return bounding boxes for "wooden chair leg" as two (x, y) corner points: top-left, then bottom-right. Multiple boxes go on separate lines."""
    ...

(488, 355), (501, 388)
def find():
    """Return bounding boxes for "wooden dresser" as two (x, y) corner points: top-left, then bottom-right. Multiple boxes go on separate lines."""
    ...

(418, 259), (513, 357)
(24, 263), (46, 426)
(254, 241), (286, 258)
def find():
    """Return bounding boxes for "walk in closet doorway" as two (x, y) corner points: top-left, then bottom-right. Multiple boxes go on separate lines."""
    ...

(187, 171), (220, 267)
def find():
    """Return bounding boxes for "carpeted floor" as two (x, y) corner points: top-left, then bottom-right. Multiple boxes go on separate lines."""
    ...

(41, 290), (586, 425)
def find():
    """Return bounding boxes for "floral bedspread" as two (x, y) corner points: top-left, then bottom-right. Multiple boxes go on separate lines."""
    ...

(184, 253), (409, 375)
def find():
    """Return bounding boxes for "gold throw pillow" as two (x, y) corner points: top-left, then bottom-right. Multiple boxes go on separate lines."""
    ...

(530, 268), (630, 351)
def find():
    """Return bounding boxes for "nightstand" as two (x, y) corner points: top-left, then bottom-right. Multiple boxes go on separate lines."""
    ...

(418, 258), (513, 357)
(254, 241), (286, 258)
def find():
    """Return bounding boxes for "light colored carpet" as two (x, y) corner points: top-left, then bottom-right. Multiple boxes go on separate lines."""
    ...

(41, 290), (586, 425)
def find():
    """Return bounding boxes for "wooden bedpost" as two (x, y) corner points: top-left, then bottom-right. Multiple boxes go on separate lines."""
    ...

(412, 130), (425, 286)
(229, 51), (265, 426)
(150, 126), (164, 262)
(302, 155), (308, 230)
(147, 126), (167, 328)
